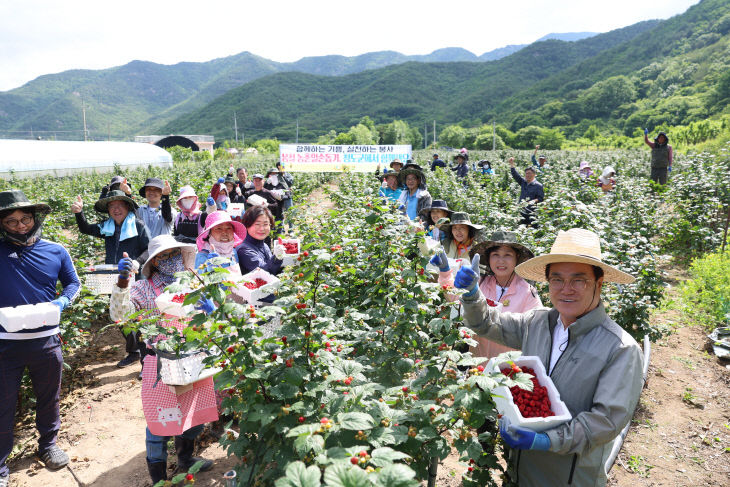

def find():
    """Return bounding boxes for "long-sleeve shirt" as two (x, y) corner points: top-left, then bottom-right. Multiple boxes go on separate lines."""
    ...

(452, 163), (468, 178)
(0, 239), (80, 339)
(430, 158), (445, 171)
(510, 167), (544, 203)
(74, 211), (150, 265)
(136, 196), (175, 239)
(236, 234), (283, 276)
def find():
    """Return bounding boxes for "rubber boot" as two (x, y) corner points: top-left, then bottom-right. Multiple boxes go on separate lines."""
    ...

(146, 460), (167, 484)
(175, 437), (213, 472)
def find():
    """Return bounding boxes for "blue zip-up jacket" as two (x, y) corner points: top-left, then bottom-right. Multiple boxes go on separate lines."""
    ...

(510, 167), (545, 203)
(0, 239), (80, 339)
(236, 234), (283, 276)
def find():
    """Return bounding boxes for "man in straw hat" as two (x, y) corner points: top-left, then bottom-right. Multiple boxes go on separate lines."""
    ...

(0, 190), (81, 483)
(454, 228), (643, 487)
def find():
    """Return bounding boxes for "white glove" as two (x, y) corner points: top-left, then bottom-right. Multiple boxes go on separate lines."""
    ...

(271, 189), (284, 201)
(244, 181), (253, 189)
(131, 260), (140, 274)
(236, 186), (242, 196)
(273, 245), (285, 260)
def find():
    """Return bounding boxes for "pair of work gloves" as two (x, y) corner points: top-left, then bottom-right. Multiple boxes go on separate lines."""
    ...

(428, 250), (552, 451)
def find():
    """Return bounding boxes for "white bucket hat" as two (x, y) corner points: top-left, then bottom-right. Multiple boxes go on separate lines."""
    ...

(141, 235), (197, 278)
(515, 228), (635, 284)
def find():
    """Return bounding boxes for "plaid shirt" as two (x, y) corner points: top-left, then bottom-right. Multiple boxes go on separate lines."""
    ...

(109, 273), (170, 322)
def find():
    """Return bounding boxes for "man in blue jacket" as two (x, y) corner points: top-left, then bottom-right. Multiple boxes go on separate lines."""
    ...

(0, 190), (80, 486)
(509, 157), (544, 226)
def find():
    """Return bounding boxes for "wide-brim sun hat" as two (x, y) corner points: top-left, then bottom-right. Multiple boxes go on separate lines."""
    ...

(379, 170), (400, 182)
(515, 228), (635, 284)
(141, 234), (196, 279)
(389, 159), (403, 169)
(138, 177), (165, 197)
(399, 165), (426, 186)
(470, 230), (534, 275)
(94, 190), (139, 213)
(176, 185), (197, 205)
(0, 189), (51, 216)
(266, 168), (280, 176)
(440, 212), (484, 234)
(196, 211), (246, 251)
(418, 199), (454, 224)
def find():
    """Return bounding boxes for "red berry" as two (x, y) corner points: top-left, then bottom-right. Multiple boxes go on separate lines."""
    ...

(402, 386), (409, 393)
(186, 473), (194, 480)
(271, 354), (277, 360)
(298, 416), (305, 423)
(226, 346), (235, 353)
(304, 331), (311, 337)
(359, 451), (367, 457)
(281, 336), (287, 343)
(351, 457), (358, 464)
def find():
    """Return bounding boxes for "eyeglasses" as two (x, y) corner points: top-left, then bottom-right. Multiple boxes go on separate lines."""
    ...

(547, 277), (594, 291)
(156, 248), (181, 260)
(2, 215), (34, 229)
(253, 222), (271, 230)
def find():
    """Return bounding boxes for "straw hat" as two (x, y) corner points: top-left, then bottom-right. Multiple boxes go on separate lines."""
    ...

(141, 235), (196, 279)
(470, 230), (534, 275)
(515, 228), (635, 284)
(196, 211), (246, 251)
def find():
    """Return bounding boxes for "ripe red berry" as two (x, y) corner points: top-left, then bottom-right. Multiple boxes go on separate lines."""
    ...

(298, 416), (305, 423)
(281, 336), (287, 343)
(351, 457), (359, 464)
(226, 346), (235, 353)
(402, 386), (409, 393)
(186, 473), (194, 480)
(359, 451), (367, 457)
(271, 354), (277, 360)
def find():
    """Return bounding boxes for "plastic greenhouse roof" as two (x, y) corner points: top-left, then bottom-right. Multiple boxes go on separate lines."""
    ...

(0, 139), (173, 178)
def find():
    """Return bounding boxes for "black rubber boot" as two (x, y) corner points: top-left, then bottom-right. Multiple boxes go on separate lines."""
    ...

(175, 436), (213, 472)
(146, 460), (167, 484)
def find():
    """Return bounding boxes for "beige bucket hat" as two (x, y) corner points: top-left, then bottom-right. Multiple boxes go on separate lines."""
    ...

(515, 228), (635, 284)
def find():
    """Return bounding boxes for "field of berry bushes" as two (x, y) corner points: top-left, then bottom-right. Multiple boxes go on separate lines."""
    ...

(4, 144), (730, 486)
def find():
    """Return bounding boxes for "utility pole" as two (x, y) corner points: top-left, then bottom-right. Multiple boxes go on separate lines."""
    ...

(493, 120), (496, 151)
(433, 120), (436, 147)
(234, 112), (239, 144)
(82, 101), (88, 141)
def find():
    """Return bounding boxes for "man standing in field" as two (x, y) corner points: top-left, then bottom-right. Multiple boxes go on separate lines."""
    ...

(0, 190), (80, 487)
(509, 157), (544, 226)
(454, 228), (643, 487)
(643, 129), (673, 184)
(531, 145), (549, 172)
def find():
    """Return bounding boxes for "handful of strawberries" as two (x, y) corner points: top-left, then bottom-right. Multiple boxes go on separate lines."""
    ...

(501, 365), (555, 418)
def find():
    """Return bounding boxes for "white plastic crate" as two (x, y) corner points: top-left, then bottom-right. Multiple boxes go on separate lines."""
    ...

(85, 264), (134, 294)
(0, 303), (60, 332)
(273, 238), (301, 266)
(231, 268), (280, 304)
(158, 351), (222, 386)
(155, 291), (195, 318)
(227, 203), (245, 219)
(486, 355), (572, 432)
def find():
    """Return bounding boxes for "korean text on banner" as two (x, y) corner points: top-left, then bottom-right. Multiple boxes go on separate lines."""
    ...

(279, 145), (412, 172)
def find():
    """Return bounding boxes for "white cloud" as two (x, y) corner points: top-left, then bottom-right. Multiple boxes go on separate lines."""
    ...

(0, 0), (701, 91)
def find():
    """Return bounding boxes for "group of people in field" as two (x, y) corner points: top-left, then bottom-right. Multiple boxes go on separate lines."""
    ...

(0, 133), (669, 487)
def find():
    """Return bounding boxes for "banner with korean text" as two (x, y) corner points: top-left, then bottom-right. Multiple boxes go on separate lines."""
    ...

(279, 144), (412, 172)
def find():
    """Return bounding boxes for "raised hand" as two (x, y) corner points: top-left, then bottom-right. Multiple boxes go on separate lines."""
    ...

(119, 178), (131, 195)
(429, 250), (450, 273)
(71, 195), (83, 213)
(643, 128), (649, 136)
(162, 180), (171, 196)
(454, 254), (480, 297)
(508, 157), (515, 168)
(117, 252), (134, 280)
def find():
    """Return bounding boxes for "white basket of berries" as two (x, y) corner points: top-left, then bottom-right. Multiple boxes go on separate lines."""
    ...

(273, 238), (301, 266)
(232, 268), (281, 304)
(486, 355), (572, 432)
(0, 302), (61, 332)
(155, 291), (195, 318)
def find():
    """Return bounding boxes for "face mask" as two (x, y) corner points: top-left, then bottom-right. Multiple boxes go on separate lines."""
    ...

(268, 175), (278, 186)
(180, 198), (195, 210)
(156, 255), (185, 282)
(209, 236), (236, 257)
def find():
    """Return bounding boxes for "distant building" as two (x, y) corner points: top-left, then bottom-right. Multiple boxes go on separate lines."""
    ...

(135, 135), (214, 155)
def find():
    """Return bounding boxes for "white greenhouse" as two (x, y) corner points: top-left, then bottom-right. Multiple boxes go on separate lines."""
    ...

(0, 140), (173, 179)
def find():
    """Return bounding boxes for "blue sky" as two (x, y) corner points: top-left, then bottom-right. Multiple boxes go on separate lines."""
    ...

(0, 0), (701, 91)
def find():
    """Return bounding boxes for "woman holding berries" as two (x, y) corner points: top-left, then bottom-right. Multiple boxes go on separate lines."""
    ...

(109, 235), (216, 484)
(237, 205), (285, 276)
(194, 211), (246, 270)
(454, 228), (643, 487)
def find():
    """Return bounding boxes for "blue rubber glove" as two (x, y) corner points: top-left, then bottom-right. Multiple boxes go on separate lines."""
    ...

(668, 166), (672, 173)
(206, 196), (215, 207)
(195, 297), (216, 314)
(200, 252), (220, 273)
(643, 128), (649, 136)
(117, 254), (134, 280)
(429, 251), (450, 273)
(217, 177), (225, 184)
(454, 254), (481, 297)
(51, 296), (70, 312)
(499, 418), (551, 451)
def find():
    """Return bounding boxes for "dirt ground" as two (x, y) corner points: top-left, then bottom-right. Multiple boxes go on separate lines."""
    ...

(8, 184), (730, 486)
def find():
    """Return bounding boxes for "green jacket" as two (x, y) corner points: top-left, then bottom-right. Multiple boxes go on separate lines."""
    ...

(462, 295), (644, 487)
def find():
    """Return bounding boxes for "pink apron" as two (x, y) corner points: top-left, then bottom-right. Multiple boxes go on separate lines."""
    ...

(140, 279), (219, 436)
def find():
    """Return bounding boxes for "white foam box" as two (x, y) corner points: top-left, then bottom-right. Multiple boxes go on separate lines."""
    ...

(155, 290), (195, 318)
(486, 355), (572, 432)
(85, 264), (135, 294)
(231, 268), (281, 304)
(273, 238), (301, 266)
(227, 203), (245, 219)
(0, 303), (60, 332)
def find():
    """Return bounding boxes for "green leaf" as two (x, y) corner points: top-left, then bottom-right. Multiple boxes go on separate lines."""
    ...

(369, 447), (411, 467)
(375, 464), (419, 487)
(323, 464), (371, 487)
(287, 424), (322, 437)
(294, 433), (325, 456)
(368, 427), (396, 447)
(275, 461), (322, 487)
(270, 383), (300, 399)
(336, 412), (375, 430)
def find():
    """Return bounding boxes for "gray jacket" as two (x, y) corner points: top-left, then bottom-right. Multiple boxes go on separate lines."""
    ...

(462, 294), (644, 487)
